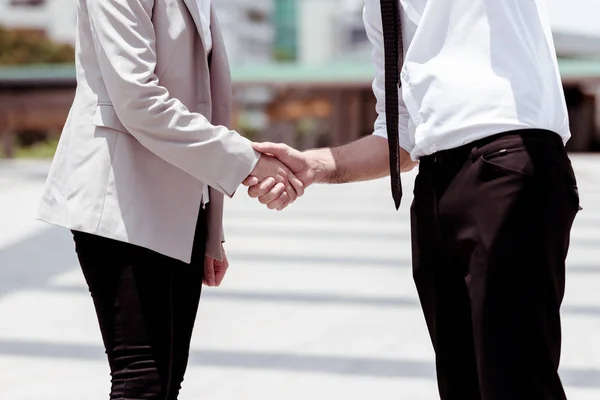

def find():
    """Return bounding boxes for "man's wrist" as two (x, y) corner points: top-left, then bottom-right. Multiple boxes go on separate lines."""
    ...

(305, 148), (334, 184)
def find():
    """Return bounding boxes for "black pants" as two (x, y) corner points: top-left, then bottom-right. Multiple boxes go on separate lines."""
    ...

(73, 210), (207, 399)
(411, 130), (580, 400)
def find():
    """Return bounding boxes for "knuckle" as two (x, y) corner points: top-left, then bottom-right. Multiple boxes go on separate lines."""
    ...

(260, 178), (273, 189)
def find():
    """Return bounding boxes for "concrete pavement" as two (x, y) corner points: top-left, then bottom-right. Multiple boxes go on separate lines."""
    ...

(0, 156), (599, 399)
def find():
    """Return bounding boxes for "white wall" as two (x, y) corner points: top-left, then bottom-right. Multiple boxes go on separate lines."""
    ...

(2, 0), (599, 58)
(545, 0), (600, 56)
(213, 0), (275, 65)
(47, 0), (77, 45)
(0, 0), (76, 45)
(0, 0), (50, 31)
(546, 0), (600, 37)
(298, 0), (340, 65)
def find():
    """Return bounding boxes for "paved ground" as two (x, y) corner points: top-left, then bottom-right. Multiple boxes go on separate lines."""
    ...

(0, 156), (599, 400)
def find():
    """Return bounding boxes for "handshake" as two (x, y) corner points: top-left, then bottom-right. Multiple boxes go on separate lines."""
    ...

(243, 137), (418, 211)
(243, 142), (318, 211)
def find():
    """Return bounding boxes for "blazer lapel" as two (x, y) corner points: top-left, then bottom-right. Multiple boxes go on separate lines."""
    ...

(182, 0), (207, 51)
(209, 8), (232, 126)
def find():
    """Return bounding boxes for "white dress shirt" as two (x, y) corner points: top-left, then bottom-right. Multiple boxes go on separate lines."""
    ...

(198, 0), (212, 205)
(198, 0), (213, 55)
(364, 0), (570, 160)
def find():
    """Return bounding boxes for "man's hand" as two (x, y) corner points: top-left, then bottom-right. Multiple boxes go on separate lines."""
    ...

(204, 247), (229, 287)
(244, 137), (418, 205)
(244, 142), (318, 194)
(247, 154), (305, 211)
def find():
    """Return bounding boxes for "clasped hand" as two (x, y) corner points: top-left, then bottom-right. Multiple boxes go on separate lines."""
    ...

(244, 142), (314, 211)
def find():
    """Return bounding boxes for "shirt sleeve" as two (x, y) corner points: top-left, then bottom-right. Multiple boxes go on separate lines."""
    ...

(363, 2), (413, 153)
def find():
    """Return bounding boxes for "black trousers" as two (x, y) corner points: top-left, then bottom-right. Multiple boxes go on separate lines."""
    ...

(411, 130), (580, 400)
(73, 210), (207, 399)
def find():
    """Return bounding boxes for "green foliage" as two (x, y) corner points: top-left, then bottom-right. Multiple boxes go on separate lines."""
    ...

(0, 26), (75, 65)
(273, 47), (297, 62)
(14, 137), (59, 159)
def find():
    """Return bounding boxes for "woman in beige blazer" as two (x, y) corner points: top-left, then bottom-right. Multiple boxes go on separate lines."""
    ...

(37, 0), (302, 397)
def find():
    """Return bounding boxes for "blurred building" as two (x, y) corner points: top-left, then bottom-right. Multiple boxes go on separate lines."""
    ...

(0, 0), (278, 63)
(547, 0), (600, 56)
(213, 0), (275, 65)
(295, 0), (367, 64)
(0, 0), (76, 44)
(2, 0), (600, 60)
(3, 0), (600, 156)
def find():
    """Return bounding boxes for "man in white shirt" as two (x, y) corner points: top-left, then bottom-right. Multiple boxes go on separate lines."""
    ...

(246, 1), (580, 398)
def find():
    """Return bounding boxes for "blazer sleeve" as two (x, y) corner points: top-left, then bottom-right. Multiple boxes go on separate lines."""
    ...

(86, 0), (260, 197)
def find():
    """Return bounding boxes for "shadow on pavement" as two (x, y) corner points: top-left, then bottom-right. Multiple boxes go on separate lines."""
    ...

(0, 338), (598, 388)
(0, 226), (77, 298)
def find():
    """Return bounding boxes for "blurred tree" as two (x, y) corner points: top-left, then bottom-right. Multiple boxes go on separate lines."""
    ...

(0, 26), (74, 65)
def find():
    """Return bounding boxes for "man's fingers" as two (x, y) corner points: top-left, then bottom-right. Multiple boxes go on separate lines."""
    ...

(248, 177), (276, 198)
(252, 143), (308, 192)
(285, 182), (296, 204)
(276, 192), (292, 211)
(283, 169), (304, 200)
(247, 150), (306, 208)
(252, 142), (289, 158)
(204, 257), (216, 287)
(280, 174), (297, 203)
(272, 165), (300, 202)
(243, 176), (259, 186)
(259, 182), (285, 205)
(288, 172), (304, 197)
(269, 191), (290, 211)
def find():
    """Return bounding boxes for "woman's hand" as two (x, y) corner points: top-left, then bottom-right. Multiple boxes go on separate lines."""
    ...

(204, 246), (229, 287)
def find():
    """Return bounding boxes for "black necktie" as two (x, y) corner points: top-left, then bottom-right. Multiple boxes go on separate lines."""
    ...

(379, 0), (404, 210)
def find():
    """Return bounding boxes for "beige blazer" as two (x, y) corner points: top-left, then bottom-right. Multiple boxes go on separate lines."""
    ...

(37, 0), (260, 263)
